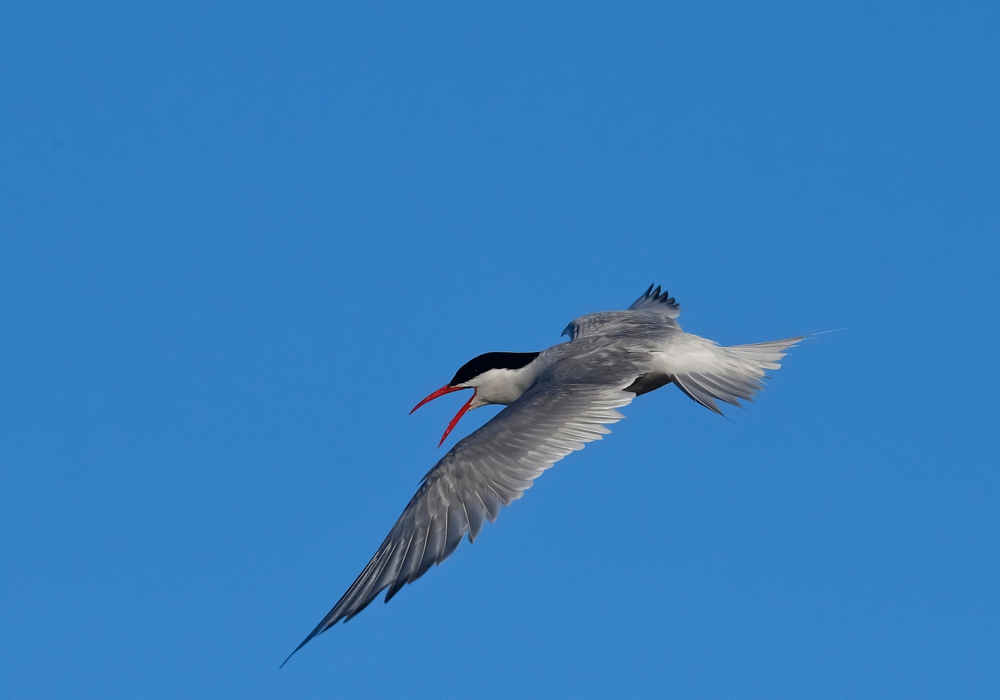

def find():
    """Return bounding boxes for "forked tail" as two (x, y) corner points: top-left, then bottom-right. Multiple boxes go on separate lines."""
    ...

(669, 335), (805, 414)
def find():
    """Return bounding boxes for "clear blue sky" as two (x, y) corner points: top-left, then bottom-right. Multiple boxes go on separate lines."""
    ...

(2, 2), (998, 698)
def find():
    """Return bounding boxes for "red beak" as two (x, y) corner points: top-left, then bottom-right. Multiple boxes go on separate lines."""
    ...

(410, 385), (476, 447)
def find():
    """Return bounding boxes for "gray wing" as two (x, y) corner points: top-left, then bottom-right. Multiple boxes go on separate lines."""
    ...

(628, 284), (681, 320)
(563, 285), (682, 340)
(283, 374), (637, 664)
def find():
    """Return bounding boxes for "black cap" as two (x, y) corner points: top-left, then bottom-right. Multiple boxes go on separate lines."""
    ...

(449, 352), (541, 386)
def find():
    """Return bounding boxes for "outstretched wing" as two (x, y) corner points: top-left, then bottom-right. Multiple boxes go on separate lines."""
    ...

(563, 284), (682, 340)
(283, 374), (637, 665)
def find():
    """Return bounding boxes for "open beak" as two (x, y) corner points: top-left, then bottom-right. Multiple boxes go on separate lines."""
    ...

(410, 385), (476, 447)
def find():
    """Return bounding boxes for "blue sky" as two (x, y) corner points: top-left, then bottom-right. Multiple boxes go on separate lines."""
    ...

(2, 2), (998, 698)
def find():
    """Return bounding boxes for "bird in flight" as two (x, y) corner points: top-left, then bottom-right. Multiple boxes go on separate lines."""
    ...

(283, 285), (803, 665)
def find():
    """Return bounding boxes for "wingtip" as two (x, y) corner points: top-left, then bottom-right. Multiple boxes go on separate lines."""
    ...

(629, 283), (679, 312)
(281, 615), (335, 668)
(280, 641), (305, 669)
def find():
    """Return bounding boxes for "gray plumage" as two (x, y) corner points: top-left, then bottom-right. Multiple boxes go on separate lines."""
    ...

(283, 285), (802, 665)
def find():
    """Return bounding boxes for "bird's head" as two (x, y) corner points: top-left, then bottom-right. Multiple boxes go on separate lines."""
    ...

(411, 351), (542, 446)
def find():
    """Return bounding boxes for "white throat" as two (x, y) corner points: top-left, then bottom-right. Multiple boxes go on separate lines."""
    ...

(464, 363), (541, 408)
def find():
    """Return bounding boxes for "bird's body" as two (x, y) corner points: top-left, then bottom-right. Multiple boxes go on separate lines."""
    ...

(283, 286), (803, 665)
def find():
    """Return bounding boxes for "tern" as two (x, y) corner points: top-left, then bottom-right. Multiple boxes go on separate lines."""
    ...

(283, 285), (804, 665)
